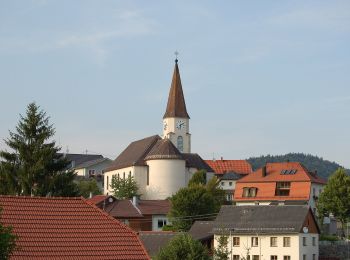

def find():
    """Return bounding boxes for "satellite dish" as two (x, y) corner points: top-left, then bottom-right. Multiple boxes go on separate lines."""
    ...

(303, 227), (309, 234)
(108, 197), (114, 203)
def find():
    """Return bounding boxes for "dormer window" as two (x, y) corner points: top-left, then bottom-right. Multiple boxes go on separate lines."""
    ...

(275, 182), (291, 196)
(243, 187), (258, 197)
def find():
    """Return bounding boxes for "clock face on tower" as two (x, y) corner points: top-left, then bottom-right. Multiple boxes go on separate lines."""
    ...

(176, 120), (185, 130)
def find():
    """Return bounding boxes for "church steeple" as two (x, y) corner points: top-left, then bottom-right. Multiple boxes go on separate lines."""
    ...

(163, 59), (190, 119)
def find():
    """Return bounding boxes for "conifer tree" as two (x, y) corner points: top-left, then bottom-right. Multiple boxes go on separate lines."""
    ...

(0, 102), (78, 196)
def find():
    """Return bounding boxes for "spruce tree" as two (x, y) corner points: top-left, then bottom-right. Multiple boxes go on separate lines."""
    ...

(0, 102), (78, 196)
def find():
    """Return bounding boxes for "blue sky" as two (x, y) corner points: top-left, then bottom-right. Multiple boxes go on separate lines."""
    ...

(0, 1), (349, 167)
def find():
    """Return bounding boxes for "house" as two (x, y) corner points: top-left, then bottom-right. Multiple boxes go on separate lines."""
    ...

(234, 162), (326, 213)
(0, 195), (149, 259)
(104, 59), (213, 200)
(205, 159), (252, 175)
(138, 231), (180, 257)
(213, 205), (320, 260)
(89, 195), (171, 231)
(219, 172), (244, 202)
(188, 221), (215, 254)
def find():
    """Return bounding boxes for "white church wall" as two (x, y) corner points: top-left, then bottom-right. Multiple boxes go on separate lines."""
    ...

(144, 159), (186, 199)
(104, 166), (134, 195)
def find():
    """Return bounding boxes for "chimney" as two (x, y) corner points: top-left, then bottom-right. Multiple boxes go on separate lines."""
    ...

(221, 156), (223, 161)
(132, 196), (138, 207)
(89, 192), (93, 199)
(262, 165), (267, 177)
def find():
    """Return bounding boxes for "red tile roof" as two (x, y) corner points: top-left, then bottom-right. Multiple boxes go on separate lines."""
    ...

(0, 196), (150, 260)
(234, 162), (327, 202)
(137, 200), (171, 215)
(205, 159), (252, 175)
(87, 194), (108, 204)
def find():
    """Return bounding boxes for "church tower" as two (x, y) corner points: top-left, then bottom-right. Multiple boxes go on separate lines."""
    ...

(163, 58), (191, 153)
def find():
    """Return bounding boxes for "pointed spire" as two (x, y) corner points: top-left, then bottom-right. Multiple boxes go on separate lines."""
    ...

(163, 59), (190, 119)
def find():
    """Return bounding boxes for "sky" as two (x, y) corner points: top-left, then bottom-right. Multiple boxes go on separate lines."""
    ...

(0, 1), (349, 168)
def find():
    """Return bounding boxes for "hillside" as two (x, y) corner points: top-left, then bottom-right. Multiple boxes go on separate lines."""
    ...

(247, 153), (348, 179)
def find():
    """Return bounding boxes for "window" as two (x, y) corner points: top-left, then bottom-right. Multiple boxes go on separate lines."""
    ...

(251, 237), (259, 247)
(146, 168), (149, 186)
(177, 136), (183, 152)
(312, 237), (316, 246)
(303, 255), (306, 260)
(106, 176), (109, 189)
(88, 169), (95, 176)
(270, 237), (277, 247)
(271, 256), (277, 260)
(157, 219), (167, 228)
(313, 187), (316, 196)
(252, 256), (259, 260)
(303, 237), (307, 246)
(226, 194), (232, 201)
(283, 256), (290, 260)
(129, 171), (131, 178)
(275, 182), (291, 196)
(229, 181), (233, 186)
(233, 256), (240, 260)
(221, 182), (225, 186)
(312, 254), (316, 260)
(283, 237), (291, 247)
(233, 237), (240, 246)
(243, 187), (258, 197)
(123, 172), (125, 179)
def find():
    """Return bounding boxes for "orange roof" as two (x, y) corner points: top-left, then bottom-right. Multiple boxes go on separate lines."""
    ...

(0, 196), (150, 260)
(205, 159), (252, 175)
(234, 162), (327, 202)
(87, 194), (108, 204)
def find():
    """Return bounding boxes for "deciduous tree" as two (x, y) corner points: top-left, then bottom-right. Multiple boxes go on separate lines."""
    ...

(317, 168), (350, 237)
(154, 233), (210, 260)
(110, 175), (139, 199)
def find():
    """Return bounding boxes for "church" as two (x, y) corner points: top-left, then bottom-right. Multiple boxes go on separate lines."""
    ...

(104, 59), (213, 199)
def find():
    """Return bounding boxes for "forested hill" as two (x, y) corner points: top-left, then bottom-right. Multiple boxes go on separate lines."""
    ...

(247, 153), (348, 179)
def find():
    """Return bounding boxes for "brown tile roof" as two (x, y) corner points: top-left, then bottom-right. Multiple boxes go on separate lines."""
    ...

(145, 139), (183, 160)
(183, 153), (213, 172)
(234, 162), (327, 202)
(163, 60), (190, 119)
(0, 196), (150, 260)
(137, 200), (171, 215)
(139, 231), (180, 257)
(106, 135), (161, 171)
(87, 194), (108, 204)
(104, 200), (143, 218)
(205, 159), (252, 175)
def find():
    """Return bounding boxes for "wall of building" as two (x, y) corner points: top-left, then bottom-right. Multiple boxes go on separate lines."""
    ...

(309, 183), (324, 213)
(145, 159), (186, 199)
(163, 117), (191, 153)
(213, 233), (319, 260)
(104, 166), (135, 195)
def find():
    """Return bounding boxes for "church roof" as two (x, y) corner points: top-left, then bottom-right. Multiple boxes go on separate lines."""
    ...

(182, 153), (213, 172)
(106, 135), (161, 171)
(145, 139), (183, 160)
(163, 60), (190, 119)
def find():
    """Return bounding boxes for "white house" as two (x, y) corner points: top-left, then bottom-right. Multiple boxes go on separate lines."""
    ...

(213, 205), (320, 260)
(104, 59), (213, 199)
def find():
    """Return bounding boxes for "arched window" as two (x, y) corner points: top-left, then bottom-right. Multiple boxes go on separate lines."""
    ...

(177, 136), (183, 152)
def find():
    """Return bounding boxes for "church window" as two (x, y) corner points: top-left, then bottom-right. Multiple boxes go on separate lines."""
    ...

(129, 171), (131, 178)
(106, 176), (109, 189)
(177, 136), (183, 152)
(123, 172), (125, 179)
(146, 168), (149, 186)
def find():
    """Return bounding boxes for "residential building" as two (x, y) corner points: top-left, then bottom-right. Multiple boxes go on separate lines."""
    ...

(189, 221), (215, 254)
(139, 231), (180, 257)
(89, 195), (171, 231)
(234, 162), (326, 212)
(104, 59), (213, 199)
(218, 172), (244, 201)
(205, 159), (252, 175)
(0, 195), (149, 259)
(213, 205), (320, 260)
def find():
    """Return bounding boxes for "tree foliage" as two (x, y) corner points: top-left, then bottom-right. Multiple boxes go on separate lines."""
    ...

(0, 103), (78, 196)
(0, 208), (17, 260)
(110, 175), (139, 199)
(77, 179), (102, 198)
(248, 153), (349, 179)
(188, 170), (206, 187)
(213, 234), (230, 260)
(168, 171), (225, 231)
(154, 233), (210, 260)
(317, 168), (350, 236)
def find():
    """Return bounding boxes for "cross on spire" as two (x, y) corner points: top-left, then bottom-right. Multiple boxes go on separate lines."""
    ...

(174, 51), (179, 63)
